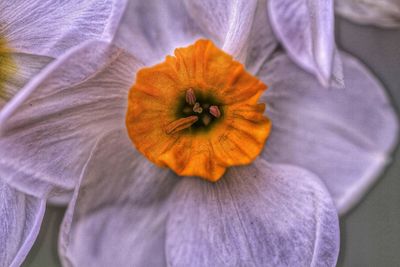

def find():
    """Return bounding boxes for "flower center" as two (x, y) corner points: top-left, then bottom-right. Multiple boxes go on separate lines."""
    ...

(167, 88), (223, 134)
(126, 39), (271, 181)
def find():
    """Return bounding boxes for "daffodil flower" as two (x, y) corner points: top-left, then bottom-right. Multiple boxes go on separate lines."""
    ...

(336, 0), (400, 28)
(0, 0), (398, 266)
(0, 0), (126, 266)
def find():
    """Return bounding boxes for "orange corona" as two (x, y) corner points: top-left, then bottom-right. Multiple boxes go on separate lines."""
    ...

(126, 40), (271, 181)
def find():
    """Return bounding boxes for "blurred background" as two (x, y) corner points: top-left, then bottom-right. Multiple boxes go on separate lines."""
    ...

(22, 16), (400, 267)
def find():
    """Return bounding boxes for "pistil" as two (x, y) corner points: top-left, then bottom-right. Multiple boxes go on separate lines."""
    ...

(202, 114), (212, 126)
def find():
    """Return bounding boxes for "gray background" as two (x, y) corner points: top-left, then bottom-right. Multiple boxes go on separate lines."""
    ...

(22, 17), (400, 266)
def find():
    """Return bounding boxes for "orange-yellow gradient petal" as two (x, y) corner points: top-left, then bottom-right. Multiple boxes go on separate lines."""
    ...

(126, 39), (271, 181)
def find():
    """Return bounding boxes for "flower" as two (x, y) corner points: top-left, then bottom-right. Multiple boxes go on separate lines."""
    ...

(0, 0), (126, 266)
(336, 0), (400, 28)
(0, 0), (398, 266)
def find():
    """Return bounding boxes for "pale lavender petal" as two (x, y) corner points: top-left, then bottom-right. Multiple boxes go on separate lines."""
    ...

(0, 40), (141, 199)
(1, 0), (127, 57)
(259, 52), (399, 214)
(115, 0), (275, 70)
(0, 53), (52, 109)
(0, 180), (46, 267)
(47, 191), (74, 207)
(0, 0), (125, 109)
(115, 0), (203, 65)
(268, 0), (343, 87)
(245, 0), (278, 74)
(59, 130), (179, 267)
(336, 0), (400, 28)
(167, 159), (339, 266)
(183, 0), (258, 61)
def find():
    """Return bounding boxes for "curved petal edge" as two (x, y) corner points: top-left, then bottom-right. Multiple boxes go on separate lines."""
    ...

(268, 0), (344, 87)
(166, 159), (340, 266)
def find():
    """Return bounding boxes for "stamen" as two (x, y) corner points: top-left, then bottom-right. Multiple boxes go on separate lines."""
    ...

(193, 102), (203, 113)
(186, 88), (196, 105)
(209, 105), (221, 118)
(202, 114), (212, 126)
(165, 116), (198, 135)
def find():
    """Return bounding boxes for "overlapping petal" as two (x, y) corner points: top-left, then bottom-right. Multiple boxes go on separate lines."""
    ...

(0, 53), (51, 108)
(259, 52), (399, 214)
(0, 40), (140, 199)
(268, 0), (343, 87)
(245, 0), (278, 74)
(59, 130), (339, 266)
(183, 0), (258, 62)
(336, 0), (400, 28)
(115, 0), (203, 66)
(115, 0), (277, 71)
(1, 0), (126, 58)
(168, 160), (339, 266)
(59, 130), (179, 267)
(0, 0), (126, 108)
(0, 181), (45, 267)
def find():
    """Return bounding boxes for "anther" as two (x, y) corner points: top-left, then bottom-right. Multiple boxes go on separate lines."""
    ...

(209, 105), (221, 118)
(165, 116), (198, 135)
(186, 88), (196, 105)
(193, 102), (203, 113)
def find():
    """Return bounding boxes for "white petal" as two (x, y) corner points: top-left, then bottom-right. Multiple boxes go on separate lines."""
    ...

(114, 0), (204, 65)
(167, 159), (339, 267)
(0, 40), (141, 199)
(336, 0), (400, 28)
(59, 130), (179, 267)
(47, 191), (73, 207)
(245, 0), (279, 74)
(268, 0), (343, 87)
(0, 53), (52, 109)
(259, 52), (399, 215)
(115, 0), (272, 69)
(0, 181), (45, 267)
(1, 0), (126, 57)
(183, 0), (258, 62)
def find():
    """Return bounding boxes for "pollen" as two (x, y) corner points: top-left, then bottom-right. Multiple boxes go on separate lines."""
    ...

(126, 39), (271, 181)
(0, 36), (17, 101)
